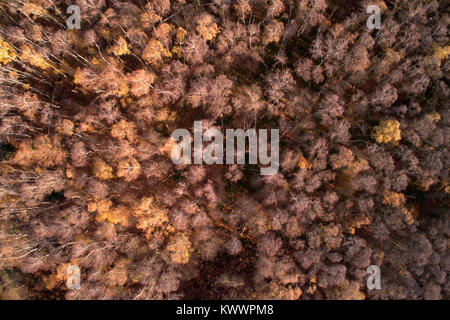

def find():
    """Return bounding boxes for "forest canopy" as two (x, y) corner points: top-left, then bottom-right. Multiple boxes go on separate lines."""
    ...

(0, 0), (448, 300)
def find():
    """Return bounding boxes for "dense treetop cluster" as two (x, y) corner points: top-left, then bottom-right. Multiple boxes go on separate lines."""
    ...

(0, 0), (448, 299)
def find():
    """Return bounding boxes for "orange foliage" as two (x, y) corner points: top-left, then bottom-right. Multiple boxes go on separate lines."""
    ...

(92, 158), (114, 180)
(166, 233), (191, 264)
(110, 119), (138, 144)
(12, 135), (67, 167)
